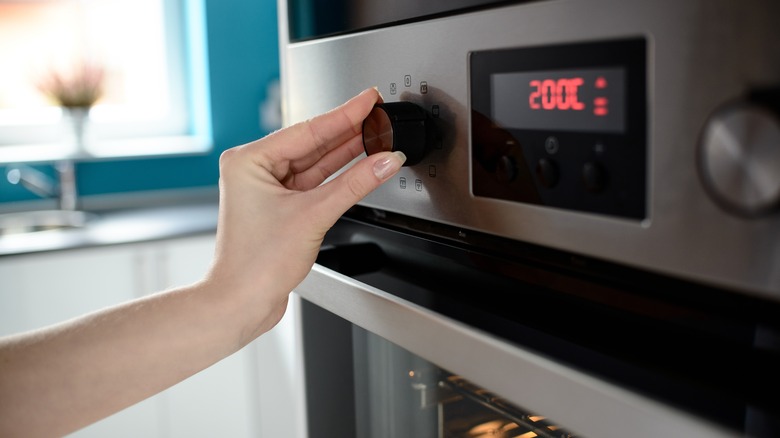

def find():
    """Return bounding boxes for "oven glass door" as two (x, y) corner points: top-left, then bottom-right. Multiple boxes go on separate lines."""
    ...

(303, 298), (581, 438)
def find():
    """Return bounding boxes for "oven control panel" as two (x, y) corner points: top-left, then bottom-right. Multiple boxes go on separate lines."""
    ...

(280, 0), (780, 301)
(470, 38), (647, 219)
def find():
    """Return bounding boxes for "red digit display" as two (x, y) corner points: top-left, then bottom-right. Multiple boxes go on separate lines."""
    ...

(528, 77), (587, 112)
(528, 80), (541, 109)
(557, 80), (572, 110)
(541, 79), (556, 110)
(492, 68), (625, 133)
(566, 78), (584, 110)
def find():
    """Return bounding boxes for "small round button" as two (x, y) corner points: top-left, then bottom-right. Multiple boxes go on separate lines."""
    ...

(582, 161), (607, 192)
(544, 136), (559, 154)
(496, 155), (517, 183)
(362, 102), (437, 166)
(535, 158), (559, 188)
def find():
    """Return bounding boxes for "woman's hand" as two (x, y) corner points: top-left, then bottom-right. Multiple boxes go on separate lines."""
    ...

(0, 87), (405, 437)
(206, 86), (406, 341)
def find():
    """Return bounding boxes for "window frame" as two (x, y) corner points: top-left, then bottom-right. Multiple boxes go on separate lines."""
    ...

(0, 0), (212, 164)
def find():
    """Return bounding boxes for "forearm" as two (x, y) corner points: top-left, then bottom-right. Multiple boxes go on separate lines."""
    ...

(0, 278), (274, 437)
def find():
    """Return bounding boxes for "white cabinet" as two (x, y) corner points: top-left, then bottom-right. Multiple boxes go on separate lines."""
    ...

(154, 236), (262, 438)
(0, 244), (141, 337)
(0, 242), (164, 437)
(0, 234), (265, 438)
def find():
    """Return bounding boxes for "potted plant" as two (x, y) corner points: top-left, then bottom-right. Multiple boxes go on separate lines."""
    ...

(36, 59), (105, 155)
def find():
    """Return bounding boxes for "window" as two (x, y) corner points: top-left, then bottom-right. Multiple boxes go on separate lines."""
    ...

(0, 0), (210, 163)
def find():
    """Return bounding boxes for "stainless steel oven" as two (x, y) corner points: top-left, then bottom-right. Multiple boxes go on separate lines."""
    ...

(275, 1), (780, 437)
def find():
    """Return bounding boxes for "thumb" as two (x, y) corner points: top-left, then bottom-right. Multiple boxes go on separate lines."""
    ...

(316, 151), (406, 220)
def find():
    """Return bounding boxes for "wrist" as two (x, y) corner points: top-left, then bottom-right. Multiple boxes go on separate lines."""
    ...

(197, 266), (289, 348)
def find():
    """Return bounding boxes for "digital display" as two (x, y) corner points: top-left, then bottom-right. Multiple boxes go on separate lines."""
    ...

(470, 38), (647, 219)
(491, 68), (626, 133)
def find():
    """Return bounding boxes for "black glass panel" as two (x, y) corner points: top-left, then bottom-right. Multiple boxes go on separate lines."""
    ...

(287, 0), (531, 42)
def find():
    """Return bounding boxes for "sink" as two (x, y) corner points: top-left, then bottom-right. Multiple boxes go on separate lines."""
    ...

(0, 202), (218, 256)
(0, 210), (98, 236)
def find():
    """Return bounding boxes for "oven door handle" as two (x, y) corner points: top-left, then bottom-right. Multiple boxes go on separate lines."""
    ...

(315, 242), (386, 276)
(294, 263), (738, 438)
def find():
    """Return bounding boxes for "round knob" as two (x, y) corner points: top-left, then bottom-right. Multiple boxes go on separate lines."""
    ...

(697, 103), (780, 217)
(582, 161), (607, 193)
(362, 102), (437, 166)
(496, 155), (517, 183)
(535, 158), (559, 188)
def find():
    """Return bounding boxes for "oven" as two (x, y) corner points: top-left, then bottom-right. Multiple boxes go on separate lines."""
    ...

(274, 1), (780, 437)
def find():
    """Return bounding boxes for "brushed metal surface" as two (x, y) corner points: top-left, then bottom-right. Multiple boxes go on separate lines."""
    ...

(279, 0), (780, 299)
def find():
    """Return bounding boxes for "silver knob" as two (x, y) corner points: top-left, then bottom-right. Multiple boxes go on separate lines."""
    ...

(698, 103), (780, 217)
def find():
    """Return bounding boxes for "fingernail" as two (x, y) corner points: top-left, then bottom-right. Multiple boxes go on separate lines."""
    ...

(372, 86), (384, 101)
(360, 86), (383, 101)
(373, 151), (406, 180)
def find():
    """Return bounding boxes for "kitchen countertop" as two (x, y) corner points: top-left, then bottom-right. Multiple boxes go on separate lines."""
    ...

(0, 202), (219, 257)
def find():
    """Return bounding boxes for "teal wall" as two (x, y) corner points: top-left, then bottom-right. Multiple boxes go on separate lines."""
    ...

(0, 0), (280, 203)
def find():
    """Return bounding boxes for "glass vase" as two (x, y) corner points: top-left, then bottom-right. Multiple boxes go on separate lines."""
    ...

(63, 106), (92, 156)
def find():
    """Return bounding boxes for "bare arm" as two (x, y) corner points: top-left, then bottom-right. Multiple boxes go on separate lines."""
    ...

(0, 87), (406, 437)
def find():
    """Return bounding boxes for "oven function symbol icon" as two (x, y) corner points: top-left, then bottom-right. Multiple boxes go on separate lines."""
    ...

(389, 83), (397, 95)
(544, 136), (559, 154)
(404, 75), (411, 87)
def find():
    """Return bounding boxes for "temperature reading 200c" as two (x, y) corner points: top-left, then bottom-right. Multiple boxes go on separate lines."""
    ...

(528, 76), (609, 116)
(490, 68), (624, 132)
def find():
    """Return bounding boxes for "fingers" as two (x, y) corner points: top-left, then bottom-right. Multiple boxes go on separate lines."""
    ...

(311, 151), (406, 225)
(253, 87), (381, 166)
(310, 86), (383, 151)
(285, 132), (366, 191)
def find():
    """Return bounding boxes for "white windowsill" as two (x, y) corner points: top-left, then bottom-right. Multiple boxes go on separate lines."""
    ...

(0, 135), (213, 164)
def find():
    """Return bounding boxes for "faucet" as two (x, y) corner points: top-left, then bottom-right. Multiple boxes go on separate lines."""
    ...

(6, 160), (78, 211)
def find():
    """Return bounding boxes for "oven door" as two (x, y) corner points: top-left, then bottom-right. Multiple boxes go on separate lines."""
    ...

(292, 207), (780, 438)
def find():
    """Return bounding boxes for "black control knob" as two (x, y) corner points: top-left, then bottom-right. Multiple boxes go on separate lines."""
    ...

(582, 161), (607, 193)
(362, 102), (437, 166)
(698, 102), (780, 217)
(496, 155), (518, 183)
(535, 158), (559, 188)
